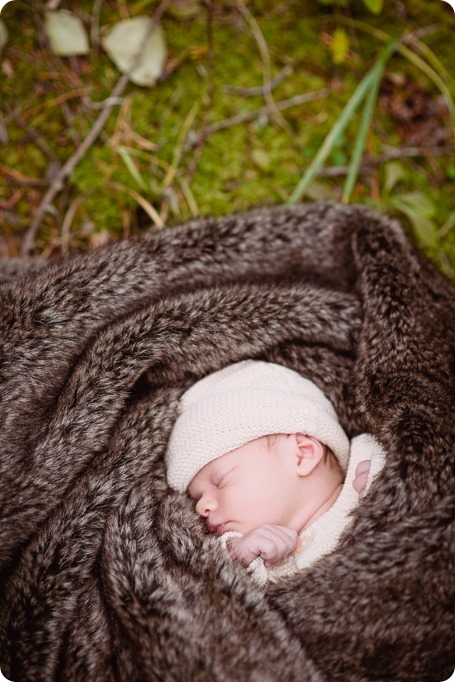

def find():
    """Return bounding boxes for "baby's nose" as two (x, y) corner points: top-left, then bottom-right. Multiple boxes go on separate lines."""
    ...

(196, 494), (217, 517)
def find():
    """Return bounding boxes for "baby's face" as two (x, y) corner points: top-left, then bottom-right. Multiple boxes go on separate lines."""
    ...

(187, 434), (304, 535)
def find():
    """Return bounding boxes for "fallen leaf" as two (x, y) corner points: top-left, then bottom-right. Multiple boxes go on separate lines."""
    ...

(101, 17), (167, 87)
(391, 193), (438, 247)
(44, 10), (90, 56)
(383, 161), (407, 194)
(397, 191), (435, 218)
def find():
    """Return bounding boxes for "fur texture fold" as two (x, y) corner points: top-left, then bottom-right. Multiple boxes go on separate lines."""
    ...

(0, 202), (453, 681)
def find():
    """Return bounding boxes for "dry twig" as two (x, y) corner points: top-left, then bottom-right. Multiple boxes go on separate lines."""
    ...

(223, 67), (292, 96)
(22, 0), (172, 255)
(0, 166), (50, 187)
(235, 0), (290, 133)
(184, 90), (329, 151)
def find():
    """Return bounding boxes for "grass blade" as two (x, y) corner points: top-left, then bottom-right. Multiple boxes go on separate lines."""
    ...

(118, 146), (148, 190)
(289, 39), (398, 205)
(288, 70), (375, 204)
(108, 181), (164, 228)
(339, 18), (455, 129)
(341, 64), (382, 202)
(342, 40), (398, 202)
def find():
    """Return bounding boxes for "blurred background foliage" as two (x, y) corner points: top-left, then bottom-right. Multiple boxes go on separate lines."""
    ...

(0, 0), (454, 276)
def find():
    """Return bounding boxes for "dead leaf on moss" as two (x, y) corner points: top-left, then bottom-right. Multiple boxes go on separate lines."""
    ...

(44, 10), (90, 57)
(101, 17), (167, 88)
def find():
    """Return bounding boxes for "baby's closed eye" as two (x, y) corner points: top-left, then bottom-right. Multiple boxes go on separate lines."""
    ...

(214, 473), (227, 488)
(214, 467), (234, 487)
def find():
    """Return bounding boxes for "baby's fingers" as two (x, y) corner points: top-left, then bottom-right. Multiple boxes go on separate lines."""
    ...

(254, 526), (297, 565)
(257, 524), (297, 542)
(355, 460), (371, 476)
(353, 459), (371, 498)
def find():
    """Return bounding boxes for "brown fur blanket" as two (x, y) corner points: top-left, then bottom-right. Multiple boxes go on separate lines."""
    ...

(0, 202), (454, 681)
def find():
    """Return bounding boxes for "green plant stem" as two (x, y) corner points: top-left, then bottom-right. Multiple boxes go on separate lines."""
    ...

(287, 71), (375, 204)
(341, 66), (381, 203)
(288, 38), (398, 205)
(342, 39), (398, 202)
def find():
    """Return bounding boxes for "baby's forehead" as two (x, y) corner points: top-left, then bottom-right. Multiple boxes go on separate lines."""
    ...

(221, 435), (275, 461)
(187, 435), (278, 492)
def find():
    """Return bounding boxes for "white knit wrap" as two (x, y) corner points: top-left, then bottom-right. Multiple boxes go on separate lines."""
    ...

(166, 360), (350, 492)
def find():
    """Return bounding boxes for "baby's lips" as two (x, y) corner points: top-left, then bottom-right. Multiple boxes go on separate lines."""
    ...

(216, 522), (231, 536)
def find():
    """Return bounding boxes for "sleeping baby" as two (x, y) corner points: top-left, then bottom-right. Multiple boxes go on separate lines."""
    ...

(165, 360), (385, 583)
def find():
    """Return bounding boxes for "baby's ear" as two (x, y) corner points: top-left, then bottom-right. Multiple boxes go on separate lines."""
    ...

(294, 434), (325, 476)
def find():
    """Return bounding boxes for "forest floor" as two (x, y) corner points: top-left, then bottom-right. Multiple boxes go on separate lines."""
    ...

(1, 0), (454, 276)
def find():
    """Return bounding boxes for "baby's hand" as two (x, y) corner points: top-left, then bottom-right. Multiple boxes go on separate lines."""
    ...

(353, 459), (371, 499)
(228, 524), (298, 568)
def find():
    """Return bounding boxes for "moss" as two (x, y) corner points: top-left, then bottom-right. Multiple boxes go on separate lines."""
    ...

(0, 0), (454, 272)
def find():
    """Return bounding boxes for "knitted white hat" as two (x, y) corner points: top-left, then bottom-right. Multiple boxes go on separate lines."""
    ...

(165, 360), (349, 492)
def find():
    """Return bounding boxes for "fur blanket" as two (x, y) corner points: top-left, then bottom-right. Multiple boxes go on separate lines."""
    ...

(0, 202), (453, 682)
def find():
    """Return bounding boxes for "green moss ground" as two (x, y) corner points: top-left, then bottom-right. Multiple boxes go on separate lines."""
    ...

(0, 0), (454, 273)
